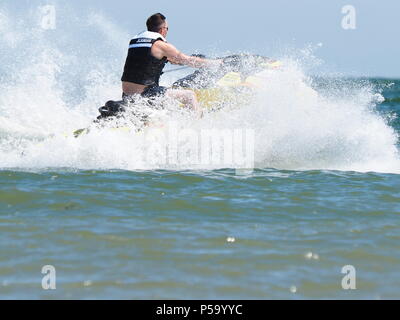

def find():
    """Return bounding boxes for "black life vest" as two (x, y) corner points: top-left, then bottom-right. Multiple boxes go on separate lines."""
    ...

(121, 31), (168, 86)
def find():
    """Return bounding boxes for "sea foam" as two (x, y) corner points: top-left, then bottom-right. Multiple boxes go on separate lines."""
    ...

(0, 5), (399, 173)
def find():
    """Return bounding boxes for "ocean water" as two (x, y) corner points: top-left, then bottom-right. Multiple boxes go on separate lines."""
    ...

(1, 4), (400, 299)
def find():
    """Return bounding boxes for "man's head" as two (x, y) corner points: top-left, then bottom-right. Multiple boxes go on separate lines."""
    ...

(146, 13), (168, 37)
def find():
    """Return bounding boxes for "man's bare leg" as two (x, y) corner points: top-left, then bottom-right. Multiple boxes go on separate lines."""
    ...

(166, 89), (202, 117)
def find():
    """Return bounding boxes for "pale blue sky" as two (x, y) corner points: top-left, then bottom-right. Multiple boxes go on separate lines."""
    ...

(4, 0), (400, 78)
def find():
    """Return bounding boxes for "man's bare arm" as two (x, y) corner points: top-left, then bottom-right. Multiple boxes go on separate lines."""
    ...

(153, 41), (220, 68)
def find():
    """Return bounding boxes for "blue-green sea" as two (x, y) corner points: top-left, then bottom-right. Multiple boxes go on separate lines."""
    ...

(1, 79), (400, 299)
(1, 167), (400, 299)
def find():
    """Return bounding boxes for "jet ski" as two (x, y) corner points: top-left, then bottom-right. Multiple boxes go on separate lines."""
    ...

(73, 54), (282, 137)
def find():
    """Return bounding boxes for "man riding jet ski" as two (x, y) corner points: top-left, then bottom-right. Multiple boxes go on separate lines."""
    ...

(95, 53), (281, 121)
(73, 13), (281, 137)
(121, 13), (221, 115)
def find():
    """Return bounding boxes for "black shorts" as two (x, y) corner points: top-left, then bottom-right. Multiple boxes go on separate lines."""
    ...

(141, 85), (167, 98)
(122, 85), (167, 103)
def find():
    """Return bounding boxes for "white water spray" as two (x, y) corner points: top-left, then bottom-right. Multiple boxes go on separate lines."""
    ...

(0, 6), (399, 173)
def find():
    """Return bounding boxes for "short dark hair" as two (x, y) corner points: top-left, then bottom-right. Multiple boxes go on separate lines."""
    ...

(146, 13), (166, 32)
